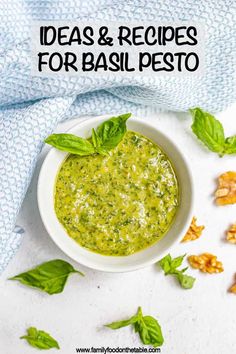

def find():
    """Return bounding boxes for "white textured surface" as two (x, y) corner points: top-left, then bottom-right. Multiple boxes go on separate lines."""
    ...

(1, 0), (236, 275)
(1, 106), (236, 354)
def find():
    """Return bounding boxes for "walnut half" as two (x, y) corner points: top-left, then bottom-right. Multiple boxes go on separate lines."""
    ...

(215, 171), (236, 206)
(226, 224), (236, 244)
(229, 283), (236, 294)
(181, 217), (205, 243)
(188, 253), (224, 274)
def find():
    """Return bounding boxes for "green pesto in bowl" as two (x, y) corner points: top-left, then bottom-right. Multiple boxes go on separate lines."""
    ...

(54, 131), (179, 256)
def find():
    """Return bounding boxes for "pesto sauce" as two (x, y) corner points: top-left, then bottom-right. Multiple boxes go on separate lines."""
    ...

(54, 131), (179, 256)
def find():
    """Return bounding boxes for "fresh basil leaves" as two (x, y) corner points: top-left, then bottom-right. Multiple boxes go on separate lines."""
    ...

(105, 307), (164, 348)
(190, 107), (236, 156)
(45, 113), (131, 156)
(158, 254), (195, 289)
(9, 259), (84, 295)
(20, 327), (60, 350)
(105, 313), (138, 330)
(45, 134), (95, 156)
(94, 113), (131, 154)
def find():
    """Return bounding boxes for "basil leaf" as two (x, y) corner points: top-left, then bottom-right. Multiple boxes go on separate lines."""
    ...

(190, 107), (225, 154)
(45, 113), (131, 156)
(91, 128), (108, 156)
(105, 314), (138, 329)
(190, 107), (236, 156)
(9, 259), (84, 295)
(45, 134), (95, 156)
(138, 315), (164, 348)
(158, 254), (172, 275)
(176, 272), (196, 289)
(105, 307), (164, 348)
(20, 327), (60, 350)
(158, 253), (195, 290)
(158, 254), (185, 274)
(95, 113), (131, 153)
(169, 254), (185, 270)
(91, 128), (101, 149)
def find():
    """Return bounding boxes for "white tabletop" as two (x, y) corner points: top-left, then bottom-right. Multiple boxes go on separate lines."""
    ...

(1, 105), (236, 354)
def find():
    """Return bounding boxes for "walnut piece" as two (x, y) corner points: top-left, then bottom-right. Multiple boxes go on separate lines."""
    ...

(229, 283), (236, 294)
(188, 253), (224, 274)
(226, 224), (236, 244)
(215, 171), (236, 205)
(181, 217), (205, 242)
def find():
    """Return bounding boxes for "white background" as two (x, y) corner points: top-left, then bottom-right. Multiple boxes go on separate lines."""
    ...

(1, 104), (236, 354)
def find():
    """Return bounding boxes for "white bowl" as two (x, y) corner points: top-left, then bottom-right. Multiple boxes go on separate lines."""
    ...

(38, 115), (193, 272)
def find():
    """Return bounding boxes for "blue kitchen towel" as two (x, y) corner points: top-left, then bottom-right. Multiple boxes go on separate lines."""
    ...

(0, 0), (235, 273)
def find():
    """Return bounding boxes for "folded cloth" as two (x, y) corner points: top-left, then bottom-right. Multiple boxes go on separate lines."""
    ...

(0, 0), (235, 273)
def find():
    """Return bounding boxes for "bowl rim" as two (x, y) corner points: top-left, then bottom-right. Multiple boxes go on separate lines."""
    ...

(37, 114), (194, 272)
